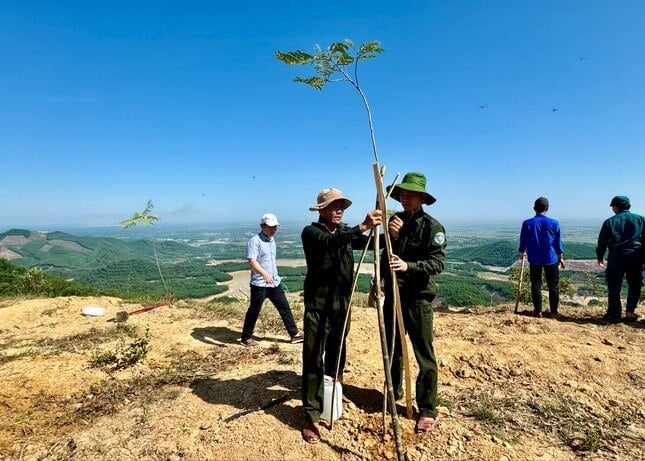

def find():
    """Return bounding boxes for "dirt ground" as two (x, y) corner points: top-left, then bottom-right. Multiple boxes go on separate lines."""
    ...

(0, 294), (643, 461)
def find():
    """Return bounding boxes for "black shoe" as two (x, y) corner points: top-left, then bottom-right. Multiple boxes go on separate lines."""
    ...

(602, 314), (621, 323)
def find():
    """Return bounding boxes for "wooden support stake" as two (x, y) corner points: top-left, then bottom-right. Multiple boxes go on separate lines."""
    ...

(373, 162), (413, 420)
(373, 183), (405, 461)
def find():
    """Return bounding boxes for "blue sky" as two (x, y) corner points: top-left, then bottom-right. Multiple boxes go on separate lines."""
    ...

(1, 1), (644, 229)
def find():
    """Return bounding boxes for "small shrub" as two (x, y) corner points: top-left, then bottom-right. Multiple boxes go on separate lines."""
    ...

(91, 328), (151, 370)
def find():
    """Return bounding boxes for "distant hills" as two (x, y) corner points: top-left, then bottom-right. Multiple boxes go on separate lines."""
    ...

(449, 239), (597, 267)
(0, 228), (203, 272)
(1, 229), (600, 303)
(0, 229), (226, 299)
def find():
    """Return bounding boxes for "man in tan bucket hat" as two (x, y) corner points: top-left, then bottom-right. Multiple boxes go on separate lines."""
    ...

(300, 187), (382, 443)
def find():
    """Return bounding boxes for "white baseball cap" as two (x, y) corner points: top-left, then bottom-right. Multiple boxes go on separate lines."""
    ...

(260, 213), (280, 227)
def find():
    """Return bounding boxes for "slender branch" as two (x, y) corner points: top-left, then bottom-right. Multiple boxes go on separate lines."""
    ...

(151, 240), (169, 294)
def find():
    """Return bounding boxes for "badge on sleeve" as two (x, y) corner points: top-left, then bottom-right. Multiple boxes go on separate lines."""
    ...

(433, 232), (446, 245)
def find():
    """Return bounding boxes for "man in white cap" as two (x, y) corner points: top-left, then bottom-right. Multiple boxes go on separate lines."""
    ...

(300, 188), (382, 444)
(240, 213), (303, 346)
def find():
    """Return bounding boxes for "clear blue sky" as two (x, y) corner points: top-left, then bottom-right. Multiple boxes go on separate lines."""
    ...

(1, 1), (644, 229)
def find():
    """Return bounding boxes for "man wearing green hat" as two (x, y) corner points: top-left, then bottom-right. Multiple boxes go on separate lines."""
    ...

(380, 172), (447, 434)
(596, 196), (645, 322)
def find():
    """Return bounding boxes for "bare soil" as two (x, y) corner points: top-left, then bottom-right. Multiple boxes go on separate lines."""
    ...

(0, 294), (643, 461)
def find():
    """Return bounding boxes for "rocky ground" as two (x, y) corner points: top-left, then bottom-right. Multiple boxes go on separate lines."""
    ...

(0, 294), (643, 461)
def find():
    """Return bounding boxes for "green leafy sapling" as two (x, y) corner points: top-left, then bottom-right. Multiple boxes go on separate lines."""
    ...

(275, 39), (384, 162)
(277, 40), (408, 461)
(120, 200), (171, 299)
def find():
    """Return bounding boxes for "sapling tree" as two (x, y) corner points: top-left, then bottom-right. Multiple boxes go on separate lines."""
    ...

(120, 200), (171, 300)
(275, 39), (384, 162)
(276, 40), (408, 461)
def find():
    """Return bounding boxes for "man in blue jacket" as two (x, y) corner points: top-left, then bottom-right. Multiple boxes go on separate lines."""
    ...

(518, 197), (565, 318)
(596, 196), (644, 323)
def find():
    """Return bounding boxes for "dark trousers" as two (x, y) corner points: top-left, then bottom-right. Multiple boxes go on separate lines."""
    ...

(529, 263), (560, 314)
(384, 294), (438, 418)
(302, 305), (349, 423)
(241, 284), (298, 340)
(605, 253), (643, 317)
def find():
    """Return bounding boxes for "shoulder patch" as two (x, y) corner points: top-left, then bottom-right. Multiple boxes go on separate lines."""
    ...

(433, 232), (446, 245)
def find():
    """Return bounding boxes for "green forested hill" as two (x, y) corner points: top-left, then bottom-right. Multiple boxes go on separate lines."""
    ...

(0, 229), (242, 299)
(449, 240), (597, 266)
(1, 228), (599, 304)
(72, 259), (232, 299)
(449, 240), (518, 266)
(0, 258), (99, 297)
(0, 229), (202, 272)
(562, 243), (597, 259)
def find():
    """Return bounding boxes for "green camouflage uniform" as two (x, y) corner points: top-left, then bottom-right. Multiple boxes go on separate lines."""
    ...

(596, 209), (645, 318)
(381, 210), (446, 417)
(301, 220), (370, 423)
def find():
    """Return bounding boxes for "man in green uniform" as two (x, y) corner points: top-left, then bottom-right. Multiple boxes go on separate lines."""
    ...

(381, 172), (447, 435)
(596, 195), (644, 322)
(300, 188), (382, 444)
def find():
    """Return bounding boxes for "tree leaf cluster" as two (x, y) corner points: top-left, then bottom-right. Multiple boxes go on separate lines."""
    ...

(119, 200), (159, 228)
(275, 39), (383, 91)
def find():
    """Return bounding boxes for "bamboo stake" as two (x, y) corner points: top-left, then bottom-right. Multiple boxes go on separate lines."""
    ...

(514, 256), (526, 314)
(373, 163), (413, 420)
(373, 183), (405, 461)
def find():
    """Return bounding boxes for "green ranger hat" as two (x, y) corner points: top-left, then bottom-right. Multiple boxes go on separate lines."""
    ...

(609, 196), (630, 207)
(387, 172), (437, 205)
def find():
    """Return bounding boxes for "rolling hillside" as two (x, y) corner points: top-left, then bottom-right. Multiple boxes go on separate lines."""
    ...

(449, 240), (597, 267)
(0, 229), (203, 272)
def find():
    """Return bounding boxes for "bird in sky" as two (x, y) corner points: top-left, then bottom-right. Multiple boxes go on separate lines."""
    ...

(552, 108), (559, 112)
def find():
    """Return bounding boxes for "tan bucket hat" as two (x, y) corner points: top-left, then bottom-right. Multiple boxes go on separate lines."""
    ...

(309, 188), (353, 211)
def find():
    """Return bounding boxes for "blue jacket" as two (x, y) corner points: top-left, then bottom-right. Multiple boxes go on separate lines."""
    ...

(518, 214), (564, 265)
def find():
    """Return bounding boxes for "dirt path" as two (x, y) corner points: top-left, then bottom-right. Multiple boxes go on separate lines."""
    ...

(208, 260), (375, 301)
(0, 296), (643, 460)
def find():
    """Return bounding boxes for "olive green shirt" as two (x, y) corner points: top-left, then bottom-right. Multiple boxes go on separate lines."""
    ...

(381, 210), (447, 299)
(301, 221), (370, 311)
(596, 210), (645, 261)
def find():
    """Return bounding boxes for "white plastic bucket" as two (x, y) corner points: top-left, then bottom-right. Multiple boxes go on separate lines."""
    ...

(81, 305), (105, 317)
(321, 375), (343, 422)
